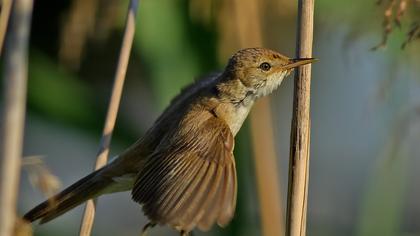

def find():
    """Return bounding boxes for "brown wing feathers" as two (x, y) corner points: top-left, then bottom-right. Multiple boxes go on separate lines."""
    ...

(218, 162), (237, 226)
(131, 113), (237, 232)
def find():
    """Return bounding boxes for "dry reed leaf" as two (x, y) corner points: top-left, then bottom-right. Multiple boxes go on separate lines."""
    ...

(372, 0), (398, 50)
(373, 0), (419, 50)
(22, 156), (61, 200)
(402, 22), (420, 48)
(395, 0), (407, 27)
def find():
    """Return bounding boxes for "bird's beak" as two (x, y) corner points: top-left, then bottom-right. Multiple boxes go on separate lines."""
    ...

(281, 58), (317, 70)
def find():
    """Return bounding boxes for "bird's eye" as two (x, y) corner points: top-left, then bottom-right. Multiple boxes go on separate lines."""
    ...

(259, 62), (271, 71)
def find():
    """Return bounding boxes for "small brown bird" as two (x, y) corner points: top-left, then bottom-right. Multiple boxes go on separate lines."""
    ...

(24, 48), (315, 235)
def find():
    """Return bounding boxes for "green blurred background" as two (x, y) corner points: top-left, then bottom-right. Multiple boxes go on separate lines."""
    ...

(4, 0), (420, 235)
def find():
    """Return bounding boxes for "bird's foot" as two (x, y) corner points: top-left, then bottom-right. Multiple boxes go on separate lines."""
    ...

(140, 222), (156, 236)
(180, 230), (189, 236)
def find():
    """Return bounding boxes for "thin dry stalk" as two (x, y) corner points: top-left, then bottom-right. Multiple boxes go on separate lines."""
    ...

(0, 0), (33, 235)
(249, 99), (285, 236)
(285, 0), (315, 236)
(231, 0), (284, 235)
(78, 0), (140, 235)
(0, 0), (13, 55)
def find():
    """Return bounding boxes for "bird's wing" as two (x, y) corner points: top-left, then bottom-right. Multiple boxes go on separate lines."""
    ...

(131, 112), (237, 232)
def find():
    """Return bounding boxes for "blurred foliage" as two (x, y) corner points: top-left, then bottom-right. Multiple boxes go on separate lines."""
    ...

(356, 151), (409, 236)
(317, 0), (420, 55)
(373, 0), (420, 50)
(134, 0), (218, 107)
(27, 51), (97, 128)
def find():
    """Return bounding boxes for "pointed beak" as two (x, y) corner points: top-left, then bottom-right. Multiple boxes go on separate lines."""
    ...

(281, 58), (318, 70)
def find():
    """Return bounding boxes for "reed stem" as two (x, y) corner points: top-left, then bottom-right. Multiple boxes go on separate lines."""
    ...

(78, 1), (140, 235)
(0, 0), (33, 235)
(286, 0), (315, 235)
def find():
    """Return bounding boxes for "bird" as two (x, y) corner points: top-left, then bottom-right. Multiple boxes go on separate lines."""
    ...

(23, 48), (316, 235)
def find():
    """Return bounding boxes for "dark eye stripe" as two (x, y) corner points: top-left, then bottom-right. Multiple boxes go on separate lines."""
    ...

(259, 62), (271, 71)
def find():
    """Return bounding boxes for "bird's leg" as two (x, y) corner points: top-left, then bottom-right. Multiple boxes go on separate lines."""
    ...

(180, 230), (189, 236)
(140, 222), (156, 236)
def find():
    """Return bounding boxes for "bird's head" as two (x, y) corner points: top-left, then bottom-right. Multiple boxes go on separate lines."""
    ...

(220, 48), (316, 100)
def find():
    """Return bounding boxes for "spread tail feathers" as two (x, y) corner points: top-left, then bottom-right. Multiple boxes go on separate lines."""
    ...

(24, 169), (112, 224)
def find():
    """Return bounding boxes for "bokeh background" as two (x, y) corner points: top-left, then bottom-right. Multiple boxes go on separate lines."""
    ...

(3, 0), (420, 235)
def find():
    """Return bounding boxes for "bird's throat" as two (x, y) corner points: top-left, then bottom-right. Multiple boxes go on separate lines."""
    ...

(212, 96), (254, 136)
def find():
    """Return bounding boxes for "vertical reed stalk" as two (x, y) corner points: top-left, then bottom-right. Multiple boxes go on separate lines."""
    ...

(0, 0), (13, 55)
(286, 0), (315, 235)
(78, 0), (140, 235)
(0, 0), (33, 235)
(249, 99), (285, 236)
